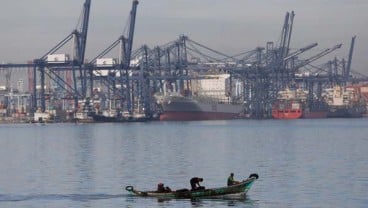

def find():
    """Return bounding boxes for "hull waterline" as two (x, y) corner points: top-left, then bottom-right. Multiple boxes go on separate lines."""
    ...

(160, 111), (241, 121)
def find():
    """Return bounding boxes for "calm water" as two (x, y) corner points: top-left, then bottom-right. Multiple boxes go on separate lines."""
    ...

(0, 119), (367, 208)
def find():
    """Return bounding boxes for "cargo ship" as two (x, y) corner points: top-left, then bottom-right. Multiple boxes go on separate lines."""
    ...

(272, 88), (306, 119)
(156, 94), (245, 121)
(324, 86), (366, 118)
(272, 100), (303, 119)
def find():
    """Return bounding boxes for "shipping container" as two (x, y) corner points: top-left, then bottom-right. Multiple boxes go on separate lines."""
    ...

(93, 70), (109, 77)
(47, 54), (70, 63)
(96, 58), (117, 67)
(361, 86), (368, 93)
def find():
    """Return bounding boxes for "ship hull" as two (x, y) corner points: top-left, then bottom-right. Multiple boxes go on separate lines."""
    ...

(302, 111), (328, 119)
(160, 111), (241, 121)
(91, 114), (148, 122)
(327, 107), (363, 118)
(272, 110), (302, 119)
(302, 104), (328, 119)
(272, 100), (302, 119)
(158, 95), (244, 121)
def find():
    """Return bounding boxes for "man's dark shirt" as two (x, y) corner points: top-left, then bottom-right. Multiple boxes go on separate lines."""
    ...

(190, 177), (201, 190)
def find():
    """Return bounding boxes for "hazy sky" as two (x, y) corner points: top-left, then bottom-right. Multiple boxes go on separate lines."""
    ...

(1, 0), (367, 74)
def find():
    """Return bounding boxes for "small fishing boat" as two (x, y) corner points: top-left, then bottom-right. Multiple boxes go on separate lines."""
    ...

(125, 173), (259, 199)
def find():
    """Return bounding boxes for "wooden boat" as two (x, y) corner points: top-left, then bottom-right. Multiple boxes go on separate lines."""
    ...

(125, 173), (259, 199)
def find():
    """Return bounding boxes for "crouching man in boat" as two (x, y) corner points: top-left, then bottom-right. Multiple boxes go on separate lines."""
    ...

(157, 183), (172, 193)
(227, 173), (240, 186)
(190, 177), (205, 191)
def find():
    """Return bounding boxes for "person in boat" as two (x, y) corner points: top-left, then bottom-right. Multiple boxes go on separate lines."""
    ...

(227, 173), (240, 186)
(157, 183), (171, 193)
(165, 186), (171, 192)
(190, 177), (204, 191)
(157, 183), (165, 192)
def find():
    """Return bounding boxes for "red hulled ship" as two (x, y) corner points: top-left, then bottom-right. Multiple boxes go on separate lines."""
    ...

(272, 100), (303, 119)
(272, 88), (306, 119)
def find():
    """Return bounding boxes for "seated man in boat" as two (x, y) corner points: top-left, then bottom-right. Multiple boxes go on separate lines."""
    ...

(190, 177), (204, 191)
(157, 183), (171, 193)
(157, 183), (165, 192)
(227, 173), (240, 186)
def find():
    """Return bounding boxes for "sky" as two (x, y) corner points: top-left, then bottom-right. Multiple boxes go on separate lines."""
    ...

(0, 0), (368, 74)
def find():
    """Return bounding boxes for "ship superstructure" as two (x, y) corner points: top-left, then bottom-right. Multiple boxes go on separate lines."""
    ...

(323, 85), (366, 118)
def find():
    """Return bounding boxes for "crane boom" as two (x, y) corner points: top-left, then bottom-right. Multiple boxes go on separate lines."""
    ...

(79, 0), (91, 64)
(285, 11), (295, 58)
(124, 0), (139, 69)
(278, 11), (295, 68)
(283, 43), (318, 61)
(346, 36), (356, 80)
(294, 44), (342, 70)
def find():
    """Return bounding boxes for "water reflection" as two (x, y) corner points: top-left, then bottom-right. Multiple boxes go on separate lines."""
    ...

(125, 196), (259, 207)
(189, 198), (260, 207)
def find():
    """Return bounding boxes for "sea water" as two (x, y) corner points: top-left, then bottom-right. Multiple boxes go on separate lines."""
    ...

(0, 118), (367, 207)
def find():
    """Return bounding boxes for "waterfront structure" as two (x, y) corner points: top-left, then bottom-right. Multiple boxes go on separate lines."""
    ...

(0, 4), (368, 121)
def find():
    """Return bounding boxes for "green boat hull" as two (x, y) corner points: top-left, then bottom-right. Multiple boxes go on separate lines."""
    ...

(126, 174), (258, 199)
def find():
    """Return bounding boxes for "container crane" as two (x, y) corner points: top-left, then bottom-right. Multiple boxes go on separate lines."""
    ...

(123, 0), (139, 115)
(0, 0), (92, 118)
(74, 0), (91, 101)
(87, 0), (139, 115)
(32, 0), (92, 112)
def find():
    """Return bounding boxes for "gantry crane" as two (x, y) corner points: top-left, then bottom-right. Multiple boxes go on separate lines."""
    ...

(87, 0), (139, 115)
(0, 0), (92, 113)
(32, 0), (91, 112)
